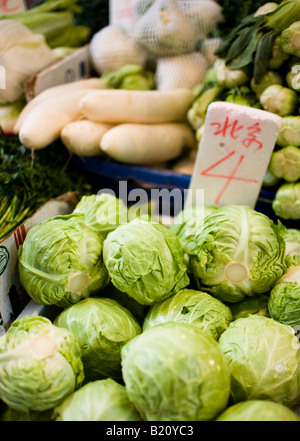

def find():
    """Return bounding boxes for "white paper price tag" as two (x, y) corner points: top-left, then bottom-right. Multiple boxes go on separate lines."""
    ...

(186, 102), (282, 209)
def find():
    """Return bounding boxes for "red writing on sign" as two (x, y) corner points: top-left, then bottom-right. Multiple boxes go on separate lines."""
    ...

(200, 117), (263, 204)
(0, 0), (22, 13)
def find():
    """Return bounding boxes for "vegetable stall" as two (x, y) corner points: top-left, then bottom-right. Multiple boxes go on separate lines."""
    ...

(0, 0), (299, 424)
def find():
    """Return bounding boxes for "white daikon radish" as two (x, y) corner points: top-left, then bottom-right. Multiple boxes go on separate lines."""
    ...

(100, 122), (196, 165)
(19, 88), (96, 150)
(79, 89), (195, 124)
(14, 77), (105, 134)
(61, 120), (114, 156)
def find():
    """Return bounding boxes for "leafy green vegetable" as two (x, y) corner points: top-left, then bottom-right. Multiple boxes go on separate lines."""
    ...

(0, 0), (91, 48)
(101, 64), (155, 91)
(215, 0), (300, 82)
(284, 228), (300, 266)
(0, 135), (91, 241)
(260, 84), (299, 116)
(0, 315), (84, 412)
(18, 213), (110, 308)
(216, 400), (300, 421)
(143, 288), (233, 341)
(170, 205), (218, 262)
(277, 116), (300, 148)
(270, 145), (300, 182)
(54, 297), (141, 381)
(73, 193), (128, 237)
(121, 322), (230, 421)
(53, 379), (141, 421)
(218, 315), (300, 408)
(281, 20), (300, 57)
(103, 217), (189, 305)
(272, 182), (300, 220)
(186, 205), (287, 303)
(268, 265), (300, 327)
(228, 294), (270, 320)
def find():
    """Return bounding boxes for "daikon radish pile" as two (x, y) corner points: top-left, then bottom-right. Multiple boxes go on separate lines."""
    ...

(14, 78), (105, 134)
(61, 120), (114, 156)
(100, 122), (196, 165)
(79, 89), (195, 124)
(19, 88), (97, 150)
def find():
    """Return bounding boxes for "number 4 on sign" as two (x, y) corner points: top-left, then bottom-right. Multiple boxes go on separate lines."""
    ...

(186, 102), (282, 209)
(201, 151), (258, 205)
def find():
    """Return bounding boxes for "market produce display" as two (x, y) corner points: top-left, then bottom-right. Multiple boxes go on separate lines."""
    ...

(0, 194), (300, 421)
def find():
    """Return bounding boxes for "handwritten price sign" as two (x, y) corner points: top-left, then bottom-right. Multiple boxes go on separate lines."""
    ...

(186, 102), (282, 209)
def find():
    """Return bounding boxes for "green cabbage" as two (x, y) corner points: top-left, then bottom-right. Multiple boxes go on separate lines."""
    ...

(121, 322), (230, 421)
(53, 379), (141, 421)
(170, 205), (218, 259)
(143, 288), (232, 341)
(103, 217), (189, 305)
(228, 294), (270, 320)
(73, 193), (128, 237)
(216, 400), (300, 421)
(54, 297), (141, 381)
(18, 213), (110, 308)
(268, 266), (300, 327)
(284, 228), (300, 267)
(218, 315), (300, 408)
(187, 205), (286, 303)
(0, 316), (84, 413)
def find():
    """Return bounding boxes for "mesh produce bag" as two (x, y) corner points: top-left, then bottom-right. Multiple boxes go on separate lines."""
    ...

(89, 24), (149, 74)
(155, 52), (209, 90)
(133, 0), (197, 57)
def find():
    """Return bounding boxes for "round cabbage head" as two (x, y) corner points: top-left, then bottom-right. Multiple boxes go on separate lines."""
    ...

(53, 379), (141, 421)
(229, 294), (270, 320)
(143, 288), (232, 341)
(216, 400), (300, 421)
(18, 213), (110, 308)
(54, 297), (141, 381)
(284, 228), (300, 267)
(0, 316), (84, 412)
(170, 206), (218, 257)
(268, 265), (300, 327)
(187, 205), (287, 303)
(121, 322), (230, 421)
(218, 315), (300, 408)
(73, 192), (128, 236)
(103, 217), (190, 305)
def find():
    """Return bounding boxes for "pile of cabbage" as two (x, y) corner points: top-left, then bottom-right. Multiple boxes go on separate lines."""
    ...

(0, 194), (300, 421)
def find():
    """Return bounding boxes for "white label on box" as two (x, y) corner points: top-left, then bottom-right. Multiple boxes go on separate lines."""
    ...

(186, 102), (282, 209)
(25, 45), (91, 100)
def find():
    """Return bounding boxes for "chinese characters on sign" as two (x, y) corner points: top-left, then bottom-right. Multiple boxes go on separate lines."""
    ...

(186, 102), (282, 209)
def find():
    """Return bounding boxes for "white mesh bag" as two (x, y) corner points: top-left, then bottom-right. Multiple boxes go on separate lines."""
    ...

(155, 52), (209, 90)
(179, 0), (224, 40)
(89, 24), (149, 74)
(133, 0), (197, 57)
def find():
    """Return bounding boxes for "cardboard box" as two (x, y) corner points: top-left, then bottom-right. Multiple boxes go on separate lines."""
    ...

(24, 45), (92, 101)
(0, 193), (76, 336)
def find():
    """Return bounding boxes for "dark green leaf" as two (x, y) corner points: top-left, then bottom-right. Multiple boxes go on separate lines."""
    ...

(226, 30), (262, 70)
(253, 31), (276, 82)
